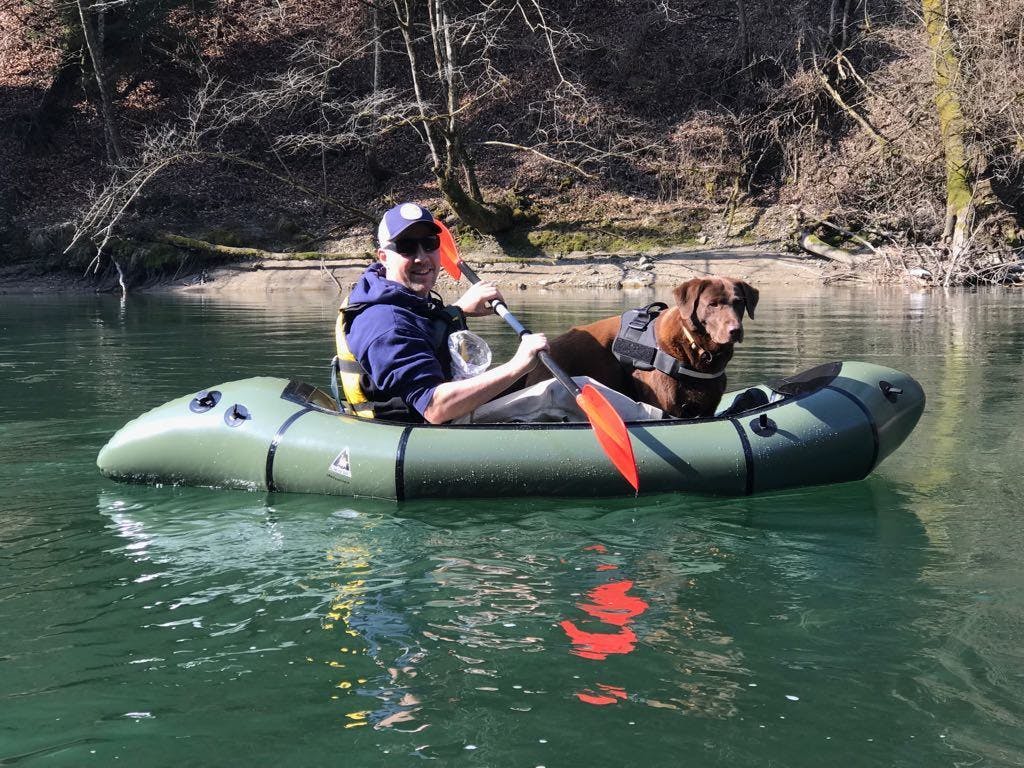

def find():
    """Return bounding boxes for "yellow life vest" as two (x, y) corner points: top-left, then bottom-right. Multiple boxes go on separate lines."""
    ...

(334, 299), (376, 418)
(333, 298), (467, 419)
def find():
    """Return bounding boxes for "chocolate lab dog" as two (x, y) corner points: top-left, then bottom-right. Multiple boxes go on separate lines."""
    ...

(526, 277), (759, 418)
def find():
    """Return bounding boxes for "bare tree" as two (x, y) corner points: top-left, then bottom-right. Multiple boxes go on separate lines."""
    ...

(387, 0), (512, 232)
(219, 0), (647, 234)
(76, 0), (124, 162)
(922, 0), (977, 261)
(65, 79), (373, 294)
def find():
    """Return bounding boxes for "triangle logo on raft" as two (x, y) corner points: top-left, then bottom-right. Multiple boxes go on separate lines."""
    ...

(328, 448), (352, 480)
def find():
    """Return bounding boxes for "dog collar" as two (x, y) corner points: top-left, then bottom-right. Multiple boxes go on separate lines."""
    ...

(680, 324), (714, 366)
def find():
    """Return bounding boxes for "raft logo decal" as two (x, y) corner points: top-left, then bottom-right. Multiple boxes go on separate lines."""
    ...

(328, 447), (352, 480)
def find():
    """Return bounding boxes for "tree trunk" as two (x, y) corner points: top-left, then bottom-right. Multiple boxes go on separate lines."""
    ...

(799, 232), (863, 266)
(155, 232), (338, 260)
(736, 0), (751, 70)
(393, 0), (514, 233)
(364, 5), (391, 184)
(828, 0), (857, 50)
(436, 173), (513, 233)
(394, 0), (441, 168)
(921, 0), (975, 255)
(77, 0), (125, 163)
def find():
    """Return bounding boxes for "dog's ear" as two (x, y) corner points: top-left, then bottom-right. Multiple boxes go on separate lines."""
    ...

(673, 279), (706, 322)
(736, 281), (759, 319)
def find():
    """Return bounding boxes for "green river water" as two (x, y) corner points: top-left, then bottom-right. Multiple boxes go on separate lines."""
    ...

(1, 286), (1022, 766)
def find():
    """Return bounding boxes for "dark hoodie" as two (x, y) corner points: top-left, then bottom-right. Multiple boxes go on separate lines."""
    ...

(345, 263), (458, 419)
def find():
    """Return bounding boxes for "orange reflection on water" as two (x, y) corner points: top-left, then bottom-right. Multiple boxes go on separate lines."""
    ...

(576, 683), (628, 706)
(579, 581), (647, 626)
(561, 580), (647, 659)
(562, 566), (649, 705)
(561, 620), (637, 660)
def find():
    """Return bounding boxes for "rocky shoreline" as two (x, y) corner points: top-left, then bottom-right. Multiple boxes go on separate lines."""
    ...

(0, 244), (831, 296)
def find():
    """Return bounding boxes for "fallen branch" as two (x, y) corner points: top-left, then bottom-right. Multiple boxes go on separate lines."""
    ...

(799, 232), (864, 266)
(822, 269), (861, 284)
(807, 215), (881, 254)
(321, 260), (345, 291)
(155, 232), (341, 260)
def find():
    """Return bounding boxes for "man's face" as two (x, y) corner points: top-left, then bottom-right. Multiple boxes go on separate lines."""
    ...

(378, 222), (441, 297)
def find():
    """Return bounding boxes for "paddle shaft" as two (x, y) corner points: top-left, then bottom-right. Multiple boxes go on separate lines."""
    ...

(457, 261), (583, 397)
(443, 243), (638, 491)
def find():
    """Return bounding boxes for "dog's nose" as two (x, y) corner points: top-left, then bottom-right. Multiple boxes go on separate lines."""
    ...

(728, 326), (743, 342)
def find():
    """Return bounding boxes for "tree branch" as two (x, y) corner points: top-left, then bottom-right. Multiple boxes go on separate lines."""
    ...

(479, 140), (596, 178)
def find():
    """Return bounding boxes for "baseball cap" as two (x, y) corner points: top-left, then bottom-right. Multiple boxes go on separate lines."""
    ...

(377, 203), (441, 246)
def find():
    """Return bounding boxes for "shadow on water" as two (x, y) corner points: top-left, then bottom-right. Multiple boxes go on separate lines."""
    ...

(95, 477), (933, 586)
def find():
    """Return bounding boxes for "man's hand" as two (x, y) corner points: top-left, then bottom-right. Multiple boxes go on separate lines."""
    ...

(421, 332), (549, 424)
(510, 333), (548, 374)
(454, 280), (503, 317)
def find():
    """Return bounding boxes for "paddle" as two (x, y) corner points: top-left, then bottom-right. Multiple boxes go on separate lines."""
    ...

(435, 220), (639, 492)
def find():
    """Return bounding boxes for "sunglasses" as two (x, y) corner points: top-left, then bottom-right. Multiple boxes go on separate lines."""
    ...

(388, 234), (441, 256)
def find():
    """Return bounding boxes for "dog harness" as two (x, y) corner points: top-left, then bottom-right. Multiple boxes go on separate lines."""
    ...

(611, 302), (724, 380)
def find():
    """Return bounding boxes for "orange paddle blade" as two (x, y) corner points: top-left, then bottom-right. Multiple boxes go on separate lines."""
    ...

(435, 219), (461, 281)
(576, 384), (640, 492)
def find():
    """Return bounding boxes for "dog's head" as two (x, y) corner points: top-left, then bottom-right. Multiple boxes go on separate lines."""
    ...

(672, 277), (759, 346)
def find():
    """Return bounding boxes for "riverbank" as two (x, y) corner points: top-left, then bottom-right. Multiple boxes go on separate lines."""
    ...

(0, 244), (840, 296)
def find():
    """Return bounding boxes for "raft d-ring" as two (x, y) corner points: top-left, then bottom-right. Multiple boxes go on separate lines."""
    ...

(224, 404), (251, 427)
(189, 389), (222, 413)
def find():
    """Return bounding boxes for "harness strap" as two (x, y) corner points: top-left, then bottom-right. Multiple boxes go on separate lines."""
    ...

(328, 357), (358, 415)
(651, 348), (723, 380)
(329, 356), (341, 408)
(612, 302), (723, 381)
(335, 358), (367, 375)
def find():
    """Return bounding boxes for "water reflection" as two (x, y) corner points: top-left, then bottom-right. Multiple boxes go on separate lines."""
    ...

(95, 476), (934, 726)
(319, 544), (428, 731)
(562, 563), (649, 704)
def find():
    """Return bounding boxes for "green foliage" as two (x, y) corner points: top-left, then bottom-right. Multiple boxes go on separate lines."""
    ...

(199, 228), (245, 247)
(500, 191), (540, 224)
(492, 215), (706, 258)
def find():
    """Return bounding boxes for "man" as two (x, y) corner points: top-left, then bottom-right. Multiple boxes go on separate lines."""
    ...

(341, 202), (549, 424)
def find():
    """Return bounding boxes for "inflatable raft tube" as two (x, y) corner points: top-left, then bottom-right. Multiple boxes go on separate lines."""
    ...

(97, 361), (924, 501)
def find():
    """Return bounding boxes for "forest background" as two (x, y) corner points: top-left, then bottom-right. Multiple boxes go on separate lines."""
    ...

(1, 0), (1022, 290)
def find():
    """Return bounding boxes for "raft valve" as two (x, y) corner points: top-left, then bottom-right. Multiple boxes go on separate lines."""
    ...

(224, 404), (251, 426)
(752, 412), (777, 436)
(879, 381), (903, 401)
(189, 390), (221, 413)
